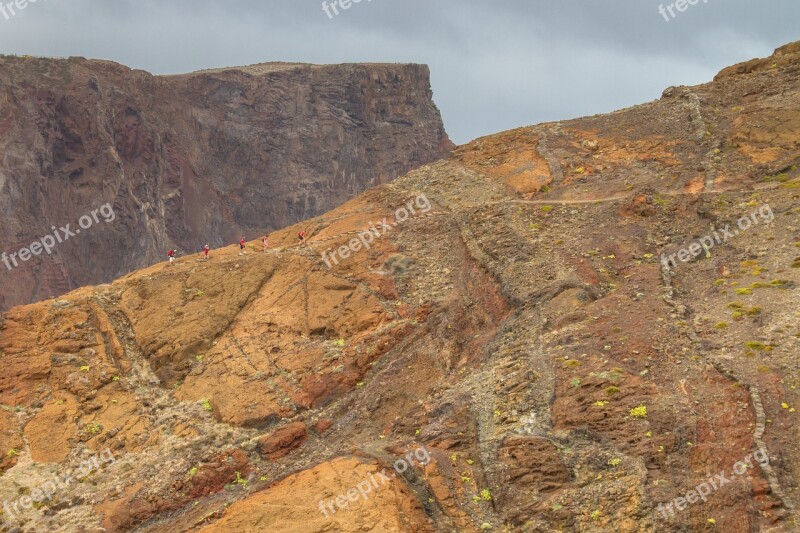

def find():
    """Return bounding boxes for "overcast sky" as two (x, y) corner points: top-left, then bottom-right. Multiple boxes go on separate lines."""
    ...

(0, 0), (797, 144)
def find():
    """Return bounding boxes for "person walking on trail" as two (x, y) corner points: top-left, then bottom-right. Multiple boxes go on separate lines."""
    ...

(168, 249), (176, 265)
(298, 230), (307, 245)
(203, 244), (210, 260)
(240, 236), (246, 251)
(262, 234), (270, 252)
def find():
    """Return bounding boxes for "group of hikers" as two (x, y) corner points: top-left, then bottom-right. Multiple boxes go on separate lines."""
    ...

(166, 230), (308, 265)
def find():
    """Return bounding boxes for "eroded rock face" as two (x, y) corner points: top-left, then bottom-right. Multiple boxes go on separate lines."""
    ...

(1, 41), (800, 532)
(0, 57), (452, 311)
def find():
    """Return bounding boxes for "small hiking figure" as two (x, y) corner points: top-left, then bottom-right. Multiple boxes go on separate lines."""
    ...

(298, 230), (307, 245)
(262, 234), (270, 252)
(168, 249), (176, 265)
(240, 236), (246, 251)
(203, 244), (210, 260)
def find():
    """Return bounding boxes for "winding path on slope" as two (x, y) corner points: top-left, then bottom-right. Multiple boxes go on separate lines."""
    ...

(300, 183), (782, 250)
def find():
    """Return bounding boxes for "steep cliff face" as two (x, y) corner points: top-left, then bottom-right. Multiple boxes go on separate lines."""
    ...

(0, 57), (452, 310)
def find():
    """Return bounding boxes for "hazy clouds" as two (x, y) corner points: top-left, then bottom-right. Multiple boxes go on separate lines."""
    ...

(1, 0), (797, 143)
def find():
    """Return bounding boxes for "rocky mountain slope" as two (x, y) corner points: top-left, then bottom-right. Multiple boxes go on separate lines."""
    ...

(0, 57), (452, 311)
(1, 42), (800, 532)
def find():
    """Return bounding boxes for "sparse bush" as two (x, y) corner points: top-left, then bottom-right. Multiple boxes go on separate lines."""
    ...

(629, 405), (648, 419)
(744, 341), (772, 351)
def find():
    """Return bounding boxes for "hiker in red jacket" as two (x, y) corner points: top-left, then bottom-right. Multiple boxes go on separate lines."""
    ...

(168, 249), (176, 265)
(262, 234), (270, 252)
(240, 237), (246, 251)
(298, 230), (307, 244)
(203, 244), (210, 260)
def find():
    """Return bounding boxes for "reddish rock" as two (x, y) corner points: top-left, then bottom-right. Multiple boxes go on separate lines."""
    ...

(314, 418), (334, 434)
(256, 422), (308, 460)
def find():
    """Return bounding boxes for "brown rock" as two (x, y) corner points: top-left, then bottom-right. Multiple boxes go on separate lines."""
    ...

(256, 422), (308, 460)
(314, 418), (334, 434)
(0, 57), (452, 311)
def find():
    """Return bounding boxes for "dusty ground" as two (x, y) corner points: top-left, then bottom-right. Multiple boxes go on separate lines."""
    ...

(1, 42), (800, 532)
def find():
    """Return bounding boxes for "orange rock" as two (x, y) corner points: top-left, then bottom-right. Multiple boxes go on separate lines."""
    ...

(256, 422), (308, 460)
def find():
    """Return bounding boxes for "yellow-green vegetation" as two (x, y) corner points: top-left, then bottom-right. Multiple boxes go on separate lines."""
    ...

(79, 365), (90, 372)
(792, 257), (800, 268)
(605, 386), (620, 395)
(713, 278), (726, 286)
(715, 322), (729, 329)
(629, 405), (648, 419)
(234, 471), (248, 488)
(334, 338), (346, 347)
(195, 290), (205, 297)
(591, 509), (601, 520)
(593, 400), (609, 407)
(480, 489), (492, 501)
(85, 422), (102, 435)
(563, 359), (581, 368)
(744, 341), (773, 352)
(597, 368), (624, 382)
(735, 288), (752, 295)
(187, 466), (198, 479)
(571, 378), (581, 388)
(574, 167), (586, 174)
(480, 524), (493, 530)
(607, 458), (622, 467)
(541, 205), (554, 213)
(112, 375), (120, 382)
(201, 398), (213, 412)
(727, 302), (761, 318)
(6, 449), (20, 457)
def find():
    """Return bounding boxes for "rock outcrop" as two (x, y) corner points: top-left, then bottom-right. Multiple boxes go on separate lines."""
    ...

(0, 57), (452, 310)
(1, 42), (800, 532)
